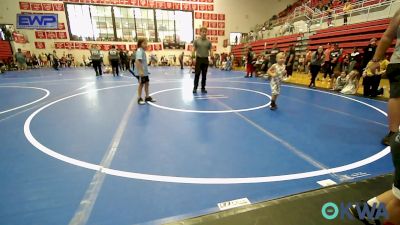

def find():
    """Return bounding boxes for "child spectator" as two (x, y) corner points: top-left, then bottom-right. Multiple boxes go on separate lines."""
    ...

(334, 71), (347, 91)
(341, 70), (360, 95)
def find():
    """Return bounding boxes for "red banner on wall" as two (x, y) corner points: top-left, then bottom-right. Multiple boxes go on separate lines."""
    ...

(64, 42), (74, 49)
(42, 3), (53, 11)
(181, 3), (190, 11)
(218, 30), (225, 36)
(156, 1), (166, 9)
(46, 32), (57, 39)
(30, 3), (43, 11)
(100, 44), (111, 51)
(129, 0), (139, 5)
(13, 32), (27, 43)
(202, 21), (209, 27)
(207, 4), (214, 11)
(218, 22), (225, 29)
(35, 31), (47, 39)
(35, 42), (46, 49)
(57, 32), (68, 39)
(207, 0), (213, 2)
(129, 44), (137, 51)
(116, 44), (127, 50)
(153, 43), (162, 51)
(210, 22), (217, 28)
(74, 42), (83, 49)
(146, 44), (154, 51)
(218, 14), (225, 20)
(139, 0), (148, 7)
(191, 4), (198, 10)
(165, 2), (173, 9)
(173, 2), (180, 10)
(53, 3), (64, 11)
(223, 39), (228, 48)
(195, 12), (202, 19)
(55, 42), (65, 49)
(81, 43), (90, 49)
(19, 2), (31, 10)
(203, 13), (209, 20)
(198, 4), (206, 11)
(58, 23), (65, 30)
(211, 14), (218, 20)
(148, 0), (156, 8)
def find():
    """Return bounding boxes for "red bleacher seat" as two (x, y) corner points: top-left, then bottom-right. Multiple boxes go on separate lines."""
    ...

(0, 40), (13, 61)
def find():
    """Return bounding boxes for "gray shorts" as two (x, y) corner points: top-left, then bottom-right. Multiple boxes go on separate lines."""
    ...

(270, 76), (283, 95)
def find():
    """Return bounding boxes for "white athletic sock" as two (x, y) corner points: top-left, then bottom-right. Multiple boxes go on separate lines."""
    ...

(367, 197), (380, 207)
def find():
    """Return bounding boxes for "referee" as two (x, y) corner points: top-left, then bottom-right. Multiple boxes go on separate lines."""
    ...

(192, 27), (212, 94)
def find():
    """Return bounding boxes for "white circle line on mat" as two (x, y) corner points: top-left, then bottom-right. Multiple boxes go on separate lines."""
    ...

(0, 86), (50, 114)
(23, 81), (390, 184)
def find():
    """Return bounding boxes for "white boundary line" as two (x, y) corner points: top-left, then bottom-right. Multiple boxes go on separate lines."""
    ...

(0, 86), (50, 115)
(23, 81), (390, 184)
(147, 87), (271, 113)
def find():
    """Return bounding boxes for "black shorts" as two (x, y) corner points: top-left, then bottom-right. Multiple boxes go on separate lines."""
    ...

(386, 63), (400, 98)
(135, 75), (150, 84)
(391, 132), (400, 199)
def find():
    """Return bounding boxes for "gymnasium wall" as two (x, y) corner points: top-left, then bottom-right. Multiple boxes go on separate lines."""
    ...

(0, 0), (293, 65)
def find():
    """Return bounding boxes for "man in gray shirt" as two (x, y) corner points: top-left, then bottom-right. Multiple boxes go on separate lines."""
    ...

(108, 45), (120, 76)
(90, 44), (102, 76)
(192, 27), (212, 94)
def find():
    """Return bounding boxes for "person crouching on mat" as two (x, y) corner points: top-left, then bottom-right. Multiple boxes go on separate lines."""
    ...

(267, 52), (286, 110)
(134, 38), (156, 105)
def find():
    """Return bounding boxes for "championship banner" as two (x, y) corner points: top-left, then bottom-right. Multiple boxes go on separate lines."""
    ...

(35, 31), (47, 39)
(116, 44), (127, 50)
(30, 3), (43, 11)
(153, 43), (163, 51)
(54, 42), (65, 49)
(19, 2), (31, 10)
(35, 42), (46, 49)
(195, 12), (202, 19)
(42, 3), (53, 11)
(13, 32), (27, 43)
(46, 31), (57, 39)
(57, 32), (68, 39)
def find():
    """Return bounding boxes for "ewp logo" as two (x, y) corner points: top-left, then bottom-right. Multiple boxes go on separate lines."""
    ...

(17, 14), (58, 29)
(321, 202), (388, 221)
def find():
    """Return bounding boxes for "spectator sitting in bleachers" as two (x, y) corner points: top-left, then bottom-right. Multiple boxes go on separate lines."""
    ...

(0, 59), (6, 73)
(333, 71), (348, 91)
(341, 70), (360, 95)
(221, 56), (232, 71)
